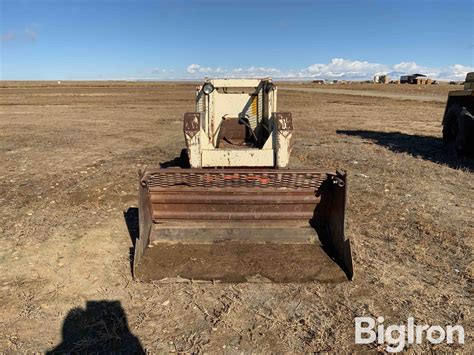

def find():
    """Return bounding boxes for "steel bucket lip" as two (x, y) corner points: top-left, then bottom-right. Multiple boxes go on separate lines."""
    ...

(142, 166), (343, 174)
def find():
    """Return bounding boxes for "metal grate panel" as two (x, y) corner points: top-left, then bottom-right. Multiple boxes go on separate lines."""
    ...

(143, 169), (333, 190)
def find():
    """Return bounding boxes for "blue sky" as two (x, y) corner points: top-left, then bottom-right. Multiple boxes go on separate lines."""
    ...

(1, 0), (473, 80)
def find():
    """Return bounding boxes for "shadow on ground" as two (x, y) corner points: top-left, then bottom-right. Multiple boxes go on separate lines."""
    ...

(47, 300), (144, 354)
(124, 207), (139, 272)
(337, 130), (473, 171)
(159, 148), (190, 168)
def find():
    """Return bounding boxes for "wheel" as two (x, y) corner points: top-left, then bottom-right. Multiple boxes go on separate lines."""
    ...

(443, 104), (474, 156)
(442, 104), (461, 145)
(457, 107), (474, 156)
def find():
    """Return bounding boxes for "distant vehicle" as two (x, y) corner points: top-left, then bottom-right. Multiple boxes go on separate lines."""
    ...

(442, 72), (474, 156)
(400, 73), (427, 84)
(373, 74), (389, 84)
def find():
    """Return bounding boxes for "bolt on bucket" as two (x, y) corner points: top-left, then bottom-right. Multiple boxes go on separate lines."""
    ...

(133, 167), (353, 283)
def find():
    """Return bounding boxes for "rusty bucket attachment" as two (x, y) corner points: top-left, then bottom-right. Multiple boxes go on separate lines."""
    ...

(134, 167), (353, 283)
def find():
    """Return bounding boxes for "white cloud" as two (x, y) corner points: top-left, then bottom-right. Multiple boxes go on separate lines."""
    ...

(186, 64), (200, 74)
(161, 58), (473, 81)
(300, 59), (473, 81)
(186, 64), (280, 77)
(306, 58), (387, 78)
(392, 61), (424, 72)
(187, 64), (212, 74)
(442, 64), (474, 80)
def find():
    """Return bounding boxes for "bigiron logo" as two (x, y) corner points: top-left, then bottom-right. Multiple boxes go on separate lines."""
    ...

(354, 316), (465, 352)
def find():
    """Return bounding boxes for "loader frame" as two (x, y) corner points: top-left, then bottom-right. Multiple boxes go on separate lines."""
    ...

(184, 79), (292, 168)
(133, 78), (354, 282)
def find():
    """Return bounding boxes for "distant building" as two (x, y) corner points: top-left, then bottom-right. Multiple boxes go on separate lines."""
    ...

(312, 80), (325, 84)
(373, 74), (389, 84)
(400, 73), (427, 84)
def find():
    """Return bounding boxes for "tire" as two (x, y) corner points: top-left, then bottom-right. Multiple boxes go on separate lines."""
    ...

(443, 104), (474, 156)
(442, 104), (461, 145)
(456, 107), (474, 156)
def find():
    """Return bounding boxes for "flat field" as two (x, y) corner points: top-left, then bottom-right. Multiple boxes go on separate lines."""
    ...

(0, 81), (472, 352)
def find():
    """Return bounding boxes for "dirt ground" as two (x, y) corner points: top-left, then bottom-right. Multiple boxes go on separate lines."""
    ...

(0, 81), (472, 352)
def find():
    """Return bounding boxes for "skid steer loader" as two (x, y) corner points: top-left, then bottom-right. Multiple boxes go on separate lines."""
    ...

(134, 78), (353, 282)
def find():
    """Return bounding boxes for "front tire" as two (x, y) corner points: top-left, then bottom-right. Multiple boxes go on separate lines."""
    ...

(443, 105), (474, 156)
(457, 107), (474, 156)
(442, 104), (461, 145)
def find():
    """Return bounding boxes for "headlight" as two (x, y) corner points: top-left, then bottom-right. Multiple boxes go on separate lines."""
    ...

(202, 83), (214, 95)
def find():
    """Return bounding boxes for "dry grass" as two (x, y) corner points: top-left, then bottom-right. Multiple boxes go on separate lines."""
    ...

(0, 82), (472, 352)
